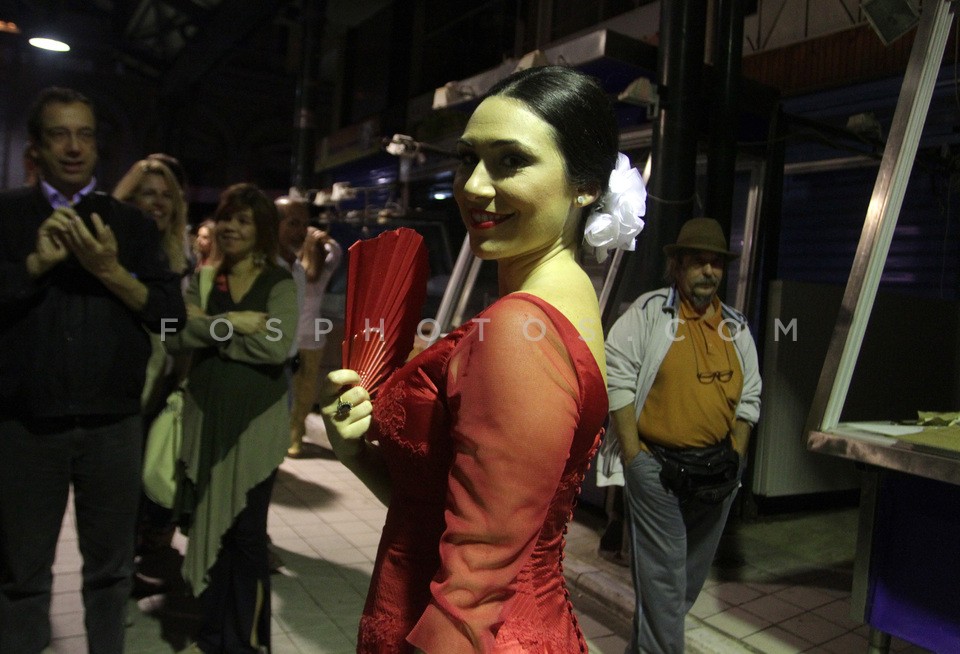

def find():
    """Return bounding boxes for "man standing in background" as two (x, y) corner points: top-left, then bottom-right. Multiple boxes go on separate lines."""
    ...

(275, 195), (342, 457)
(0, 87), (185, 654)
(603, 217), (761, 654)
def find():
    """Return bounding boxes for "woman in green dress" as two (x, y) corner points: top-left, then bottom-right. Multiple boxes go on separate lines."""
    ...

(166, 183), (298, 653)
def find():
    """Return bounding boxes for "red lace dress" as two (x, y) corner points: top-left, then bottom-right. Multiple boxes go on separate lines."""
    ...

(358, 293), (608, 654)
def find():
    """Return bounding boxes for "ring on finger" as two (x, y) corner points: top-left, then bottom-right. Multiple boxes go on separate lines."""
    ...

(336, 397), (352, 418)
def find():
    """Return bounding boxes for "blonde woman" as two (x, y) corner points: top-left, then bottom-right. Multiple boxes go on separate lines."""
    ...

(113, 158), (189, 275)
(113, 158), (191, 560)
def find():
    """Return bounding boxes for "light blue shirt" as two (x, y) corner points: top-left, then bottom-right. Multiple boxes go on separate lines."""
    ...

(276, 255), (306, 358)
(41, 177), (97, 209)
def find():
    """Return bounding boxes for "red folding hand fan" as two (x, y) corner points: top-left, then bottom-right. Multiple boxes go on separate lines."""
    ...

(341, 227), (429, 396)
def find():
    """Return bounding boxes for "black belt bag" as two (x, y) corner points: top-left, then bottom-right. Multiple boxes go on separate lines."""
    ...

(647, 438), (741, 504)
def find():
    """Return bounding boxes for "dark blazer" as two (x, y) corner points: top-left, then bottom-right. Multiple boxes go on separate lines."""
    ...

(0, 185), (186, 420)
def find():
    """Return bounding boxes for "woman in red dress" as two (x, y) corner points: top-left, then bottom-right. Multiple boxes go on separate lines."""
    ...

(321, 66), (641, 653)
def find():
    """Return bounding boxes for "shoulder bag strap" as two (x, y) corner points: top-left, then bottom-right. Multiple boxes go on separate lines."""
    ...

(198, 265), (215, 310)
(175, 266), (216, 388)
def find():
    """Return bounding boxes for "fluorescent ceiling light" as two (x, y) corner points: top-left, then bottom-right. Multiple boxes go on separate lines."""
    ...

(29, 37), (70, 52)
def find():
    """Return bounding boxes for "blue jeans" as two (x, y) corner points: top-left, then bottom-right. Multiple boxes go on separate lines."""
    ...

(622, 450), (740, 654)
(0, 415), (142, 654)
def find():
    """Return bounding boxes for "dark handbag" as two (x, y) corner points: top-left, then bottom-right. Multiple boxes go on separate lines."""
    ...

(647, 439), (741, 504)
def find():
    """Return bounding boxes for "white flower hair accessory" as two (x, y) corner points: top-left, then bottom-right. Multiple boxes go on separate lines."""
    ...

(582, 153), (647, 263)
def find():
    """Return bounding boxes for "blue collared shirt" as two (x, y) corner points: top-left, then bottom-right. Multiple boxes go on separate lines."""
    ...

(41, 177), (97, 209)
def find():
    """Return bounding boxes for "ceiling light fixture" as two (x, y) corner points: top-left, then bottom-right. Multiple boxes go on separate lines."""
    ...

(618, 77), (660, 119)
(29, 36), (70, 52)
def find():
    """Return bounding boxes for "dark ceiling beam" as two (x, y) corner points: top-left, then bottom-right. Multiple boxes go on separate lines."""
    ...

(160, 0), (285, 96)
(126, 5), (189, 43)
(158, 0), (210, 22)
(111, 0), (139, 34)
(112, 47), (164, 78)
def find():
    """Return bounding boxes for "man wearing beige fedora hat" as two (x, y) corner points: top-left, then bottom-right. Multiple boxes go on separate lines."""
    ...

(600, 217), (761, 653)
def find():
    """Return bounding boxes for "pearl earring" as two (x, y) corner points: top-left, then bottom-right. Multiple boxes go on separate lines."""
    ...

(577, 195), (585, 206)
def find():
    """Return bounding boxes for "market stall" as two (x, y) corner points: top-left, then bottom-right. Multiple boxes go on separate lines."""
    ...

(804, 2), (960, 651)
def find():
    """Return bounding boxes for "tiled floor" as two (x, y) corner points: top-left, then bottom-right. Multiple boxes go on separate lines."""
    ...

(41, 417), (630, 654)
(40, 417), (933, 653)
(564, 499), (934, 654)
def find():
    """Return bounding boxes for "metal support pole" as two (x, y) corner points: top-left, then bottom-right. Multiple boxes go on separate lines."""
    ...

(291, 0), (326, 191)
(606, 0), (707, 321)
(432, 235), (476, 341)
(744, 106), (785, 330)
(867, 628), (892, 654)
(707, 0), (745, 236)
(646, 0), (707, 283)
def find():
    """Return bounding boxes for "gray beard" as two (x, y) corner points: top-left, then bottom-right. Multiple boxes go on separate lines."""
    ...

(688, 291), (714, 311)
